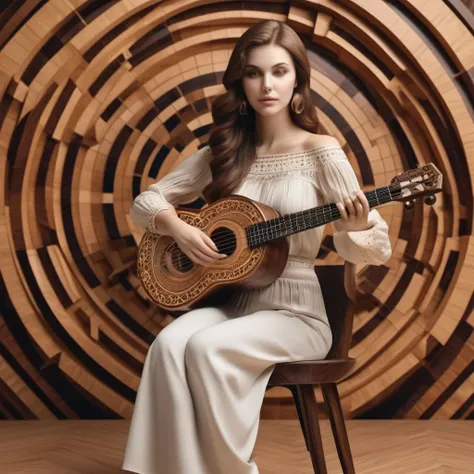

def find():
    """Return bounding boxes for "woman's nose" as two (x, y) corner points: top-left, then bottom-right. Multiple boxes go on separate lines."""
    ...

(263, 75), (272, 91)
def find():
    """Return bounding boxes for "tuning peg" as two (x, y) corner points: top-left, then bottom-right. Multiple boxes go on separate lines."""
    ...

(424, 195), (436, 206)
(404, 200), (415, 211)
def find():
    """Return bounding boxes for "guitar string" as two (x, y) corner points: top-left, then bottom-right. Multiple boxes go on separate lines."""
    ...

(169, 189), (394, 269)
(168, 187), (394, 256)
(168, 190), (393, 270)
(167, 188), (395, 270)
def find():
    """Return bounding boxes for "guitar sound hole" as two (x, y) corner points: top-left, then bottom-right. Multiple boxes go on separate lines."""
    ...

(169, 246), (193, 273)
(165, 227), (236, 274)
(211, 227), (236, 256)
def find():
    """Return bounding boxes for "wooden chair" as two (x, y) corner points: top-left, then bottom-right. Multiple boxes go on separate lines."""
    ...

(266, 261), (357, 474)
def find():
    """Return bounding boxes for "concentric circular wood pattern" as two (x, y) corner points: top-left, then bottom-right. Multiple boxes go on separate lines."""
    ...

(1, 1), (473, 421)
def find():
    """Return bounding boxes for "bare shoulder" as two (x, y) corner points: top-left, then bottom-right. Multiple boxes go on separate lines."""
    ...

(303, 133), (347, 168)
(304, 133), (341, 149)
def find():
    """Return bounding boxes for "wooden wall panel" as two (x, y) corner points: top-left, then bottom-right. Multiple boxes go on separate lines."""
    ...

(0, 0), (473, 421)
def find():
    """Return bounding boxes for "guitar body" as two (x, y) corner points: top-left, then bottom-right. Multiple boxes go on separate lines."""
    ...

(137, 195), (290, 311)
(136, 163), (443, 313)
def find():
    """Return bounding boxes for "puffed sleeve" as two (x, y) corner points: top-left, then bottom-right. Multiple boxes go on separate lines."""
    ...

(317, 145), (392, 265)
(130, 145), (213, 234)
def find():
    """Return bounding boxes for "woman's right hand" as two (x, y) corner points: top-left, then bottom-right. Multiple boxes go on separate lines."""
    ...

(171, 220), (227, 266)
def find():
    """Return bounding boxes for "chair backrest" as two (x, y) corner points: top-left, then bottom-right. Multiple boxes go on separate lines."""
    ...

(314, 261), (356, 359)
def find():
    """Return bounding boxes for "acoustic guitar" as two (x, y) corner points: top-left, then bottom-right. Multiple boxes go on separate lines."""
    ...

(136, 164), (442, 311)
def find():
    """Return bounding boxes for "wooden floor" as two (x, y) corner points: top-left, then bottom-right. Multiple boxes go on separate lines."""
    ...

(1, 420), (473, 473)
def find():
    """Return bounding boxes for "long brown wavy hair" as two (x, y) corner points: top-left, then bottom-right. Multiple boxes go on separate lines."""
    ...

(202, 20), (320, 203)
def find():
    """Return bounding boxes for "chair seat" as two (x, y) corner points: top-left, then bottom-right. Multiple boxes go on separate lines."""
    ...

(268, 358), (356, 386)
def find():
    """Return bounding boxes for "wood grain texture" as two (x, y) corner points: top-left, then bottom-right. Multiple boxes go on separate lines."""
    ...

(0, 420), (472, 473)
(0, 0), (473, 421)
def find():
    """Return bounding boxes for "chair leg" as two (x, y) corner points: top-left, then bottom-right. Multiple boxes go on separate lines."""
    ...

(288, 385), (310, 452)
(321, 383), (355, 474)
(296, 384), (328, 474)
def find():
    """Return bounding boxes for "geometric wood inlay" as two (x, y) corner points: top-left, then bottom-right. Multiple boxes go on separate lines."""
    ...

(1, 1), (473, 420)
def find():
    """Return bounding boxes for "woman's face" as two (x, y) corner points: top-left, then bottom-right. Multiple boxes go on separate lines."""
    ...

(241, 44), (297, 117)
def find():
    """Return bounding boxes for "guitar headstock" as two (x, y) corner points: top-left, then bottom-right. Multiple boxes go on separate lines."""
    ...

(390, 164), (443, 211)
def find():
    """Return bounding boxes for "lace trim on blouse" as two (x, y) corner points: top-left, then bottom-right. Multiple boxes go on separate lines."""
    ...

(147, 205), (170, 233)
(248, 144), (346, 180)
(255, 143), (338, 159)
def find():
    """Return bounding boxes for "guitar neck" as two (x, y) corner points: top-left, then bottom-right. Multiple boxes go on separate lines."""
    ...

(246, 185), (395, 248)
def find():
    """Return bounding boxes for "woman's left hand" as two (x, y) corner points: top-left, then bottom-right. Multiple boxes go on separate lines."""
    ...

(335, 191), (373, 232)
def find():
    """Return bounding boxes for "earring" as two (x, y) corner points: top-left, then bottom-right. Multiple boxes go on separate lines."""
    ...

(291, 92), (304, 114)
(239, 100), (248, 115)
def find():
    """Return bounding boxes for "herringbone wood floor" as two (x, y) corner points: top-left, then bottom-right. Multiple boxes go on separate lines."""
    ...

(1, 420), (472, 473)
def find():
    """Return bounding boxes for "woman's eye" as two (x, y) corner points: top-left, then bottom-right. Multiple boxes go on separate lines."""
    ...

(245, 69), (287, 77)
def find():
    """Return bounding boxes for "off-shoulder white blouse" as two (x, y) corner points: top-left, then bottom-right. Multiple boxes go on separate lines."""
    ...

(130, 143), (391, 332)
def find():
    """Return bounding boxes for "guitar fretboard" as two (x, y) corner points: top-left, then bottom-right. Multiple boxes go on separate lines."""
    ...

(246, 185), (395, 247)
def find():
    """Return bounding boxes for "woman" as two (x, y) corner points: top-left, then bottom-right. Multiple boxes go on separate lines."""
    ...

(123, 20), (391, 474)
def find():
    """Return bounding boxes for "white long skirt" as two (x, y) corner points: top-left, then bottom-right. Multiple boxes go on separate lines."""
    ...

(122, 263), (333, 474)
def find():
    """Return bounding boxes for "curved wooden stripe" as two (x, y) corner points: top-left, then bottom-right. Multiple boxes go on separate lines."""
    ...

(444, 0), (474, 36)
(0, 0), (472, 421)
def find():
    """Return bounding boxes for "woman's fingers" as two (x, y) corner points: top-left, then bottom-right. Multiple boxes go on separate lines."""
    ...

(194, 246), (217, 263)
(180, 242), (214, 265)
(357, 191), (370, 216)
(337, 192), (369, 221)
(343, 196), (356, 218)
(202, 233), (218, 252)
(174, 224), (225, 266)
(194, 251), (217, 266)
(352, 194), (363, 217)
(183, 249), (207, 266)
(197, 239), (224, 260)
(335, 192), (371, 232)
(202, 233), (226, 258)
(189, 236), (226, 266)
(336, 201), (347, 220)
